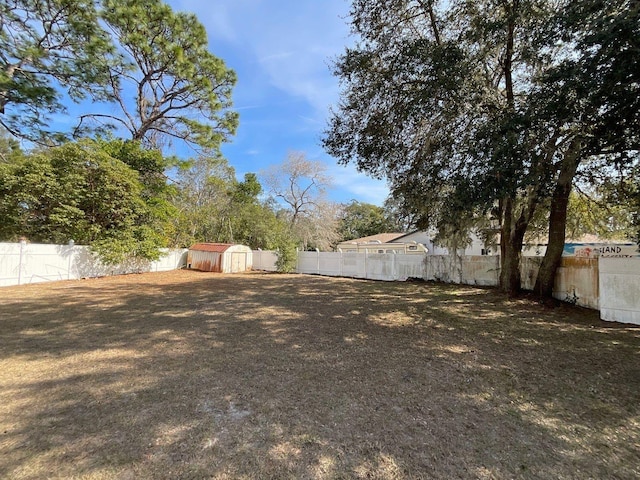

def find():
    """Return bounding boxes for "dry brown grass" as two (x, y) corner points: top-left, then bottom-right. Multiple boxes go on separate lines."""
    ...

(0, 270), (638, 479)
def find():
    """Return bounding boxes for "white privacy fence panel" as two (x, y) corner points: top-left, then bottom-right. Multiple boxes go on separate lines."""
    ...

(149, 249), (189, 272)
(0, 244), (19, 286)
(318, 252), (342, 276)
(424, 255), (462, 283)
(423, 255), (501, 286)
(0, 242), (187, 287)
(291, 251), (425, 281)
(341, 252), (364, 277)
(599, 257), (640, 325)
(0, 242), (71, 286)
(553, 258), (600, 310)
(252, 250), (278, 272)
(461, 256), (501, 286)
(394, 254), (426, 281)
(264, 251), (499, 283)
(366, 253), (394, 280)
(296, 251), (321, 275)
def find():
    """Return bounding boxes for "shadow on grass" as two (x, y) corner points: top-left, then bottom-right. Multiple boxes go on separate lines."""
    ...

(0, 271), (638, 479)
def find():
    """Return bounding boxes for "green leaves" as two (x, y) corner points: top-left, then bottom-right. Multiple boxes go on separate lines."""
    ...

(98, 0), (238, 152)
(0, 0), (116, 142)
(338, 200), (397, 241)
(171, 156), (295, 254)
(0, 139), (173, 264)
(1, 0), (238, 152)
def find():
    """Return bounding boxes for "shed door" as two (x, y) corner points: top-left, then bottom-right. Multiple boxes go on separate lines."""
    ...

(231, 252), (247, 272)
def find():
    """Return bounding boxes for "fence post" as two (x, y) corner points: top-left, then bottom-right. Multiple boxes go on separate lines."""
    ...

(67, 240), (74, 279)
(364, 250), (368, 279)
(392, 251), (397, 281)
(316, 248), (320, 275)
(339, 249), (343, 277)
(17, 239), (26, 285)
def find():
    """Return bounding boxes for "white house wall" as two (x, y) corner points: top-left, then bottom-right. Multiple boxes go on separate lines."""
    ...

(393, 231), (447, 255)
(395, 231), (488, 256)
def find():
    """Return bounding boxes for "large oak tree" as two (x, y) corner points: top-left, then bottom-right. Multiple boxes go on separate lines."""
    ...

(324, 0), (639, 297)
(324, 0), (555, 294)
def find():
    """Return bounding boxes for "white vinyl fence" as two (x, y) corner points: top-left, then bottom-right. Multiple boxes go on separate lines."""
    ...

(252, 250), (640, 326)
(0, 242), (187, 287)
(296, 251), (426, 281)
(277, 251), (501, 285)
(2, 243), (637, 325)
(252, 250), (279, 272)
(599, 258), (640, 326)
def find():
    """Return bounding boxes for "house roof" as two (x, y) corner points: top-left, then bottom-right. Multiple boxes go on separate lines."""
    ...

(189, 243), (233, 253)
(338, 233), (405, 245)
(389, 230), (426, 243)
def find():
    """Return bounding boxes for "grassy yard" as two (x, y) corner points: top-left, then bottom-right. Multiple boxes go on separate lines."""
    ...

(0, 270), (638, 479)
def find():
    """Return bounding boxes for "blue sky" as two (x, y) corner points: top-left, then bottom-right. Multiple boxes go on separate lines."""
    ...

(166, 0), (390, 206)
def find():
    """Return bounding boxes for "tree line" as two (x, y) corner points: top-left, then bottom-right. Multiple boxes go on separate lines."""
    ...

(0, 1), (345, 270)
(0, 137), (402, 270)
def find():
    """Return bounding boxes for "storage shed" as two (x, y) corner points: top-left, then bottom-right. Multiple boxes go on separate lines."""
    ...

(187, 243), (253, 273)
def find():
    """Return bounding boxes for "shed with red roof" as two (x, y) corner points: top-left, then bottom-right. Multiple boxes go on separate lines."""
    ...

(187, 243), (253, 273)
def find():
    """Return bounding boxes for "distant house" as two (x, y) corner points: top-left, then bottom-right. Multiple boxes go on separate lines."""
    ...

(339, 233), (406, 245)
(336, 230), (489, 255)
(336, 233), (426, 254)
(338, 231), (638, 258)
(392, 230), (491, 256)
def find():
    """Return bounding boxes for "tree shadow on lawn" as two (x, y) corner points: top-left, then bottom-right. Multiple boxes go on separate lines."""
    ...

(0, 271), (638, 479)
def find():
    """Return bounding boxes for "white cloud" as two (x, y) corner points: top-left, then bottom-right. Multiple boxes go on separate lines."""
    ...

(258, 52), (295, 63)
(173, 0), (243, 43)
(167, 1), (385, 206)
(327, 163), (390, 206)
(171, 0), (350, 118)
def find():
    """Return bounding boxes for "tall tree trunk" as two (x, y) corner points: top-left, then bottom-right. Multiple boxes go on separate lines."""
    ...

(499, 185), (538, 296)
(534, 139), (582, 299)
(497, 2), (524, 296)
(500, 238), (522, 295)
(499, 195), (528, 295)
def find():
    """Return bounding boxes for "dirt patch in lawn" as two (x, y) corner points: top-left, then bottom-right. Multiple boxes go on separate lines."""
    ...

(0, 270), (638, 479)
